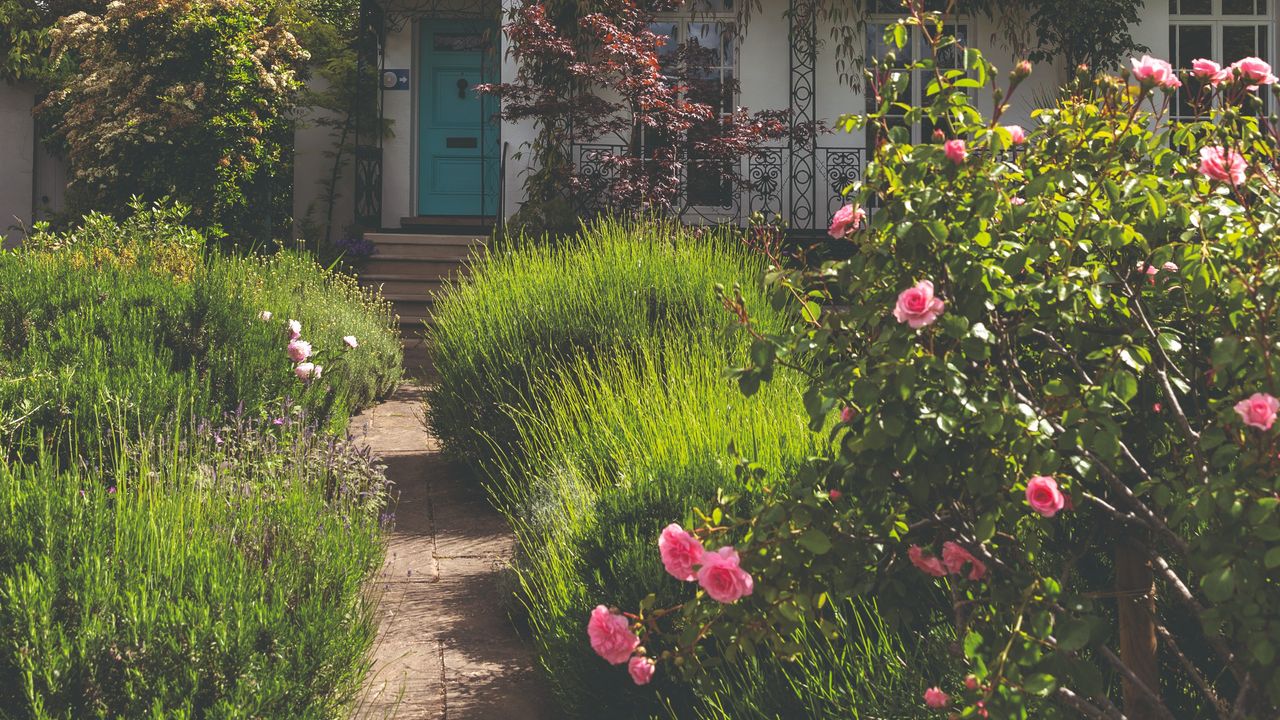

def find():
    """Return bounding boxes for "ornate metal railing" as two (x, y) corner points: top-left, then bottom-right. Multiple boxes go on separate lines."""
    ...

(571, 143), (864, 231)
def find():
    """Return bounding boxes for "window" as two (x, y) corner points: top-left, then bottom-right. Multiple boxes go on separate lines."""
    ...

(649, 17), (737, 208)
(865, 20), (968, 147)
(1170, 0), (1272, 119)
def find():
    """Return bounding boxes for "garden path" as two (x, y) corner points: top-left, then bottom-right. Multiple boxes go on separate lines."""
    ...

(352, 382), (554, 720)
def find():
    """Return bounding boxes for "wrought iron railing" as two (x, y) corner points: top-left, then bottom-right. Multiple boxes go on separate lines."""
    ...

(571, 143), (864, 231)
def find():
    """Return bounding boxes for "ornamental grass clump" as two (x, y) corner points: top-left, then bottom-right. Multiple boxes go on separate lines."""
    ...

(597, 3), (1280, 718)
(426, 217), (785, 477)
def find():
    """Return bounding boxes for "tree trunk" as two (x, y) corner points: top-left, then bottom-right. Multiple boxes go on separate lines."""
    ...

(1116, 531), (1161, 719)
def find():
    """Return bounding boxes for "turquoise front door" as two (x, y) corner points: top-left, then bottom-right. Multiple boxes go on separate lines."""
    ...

(418, 22), (499, 216)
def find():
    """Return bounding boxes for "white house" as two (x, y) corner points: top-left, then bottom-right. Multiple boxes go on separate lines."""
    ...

(328, 0), (1273, 236)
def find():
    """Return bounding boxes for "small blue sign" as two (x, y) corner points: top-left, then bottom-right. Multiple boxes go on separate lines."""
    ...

(381, 69), (410, 91)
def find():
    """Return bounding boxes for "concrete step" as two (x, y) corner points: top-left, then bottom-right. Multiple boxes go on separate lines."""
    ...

(364, 234), (486, 260)
(359, 275), (449, 298)
(361, 257), (468, 279)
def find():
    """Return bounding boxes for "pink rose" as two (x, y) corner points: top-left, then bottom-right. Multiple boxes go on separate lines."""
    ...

(1231, 57), (1277, 87)
(941, 541), (987, 581)
(1162, 261), (1179, 272)
(286, 319), (302, 340)
(1004, 124), (1026, 145)
(343, 335), (359, 349)
(1130, 55), (1181, 89)
(1199, 146), (1247, 186)
(1234, 392), (1279, 431)
(828, 489), (842, 500)
(840, 406), (855, 423)
(923, 687), (950, 709)
(658, 523), (705, 582)
(258, 311), (272, 321)
(964, 675), (979, 691)
(696, 546), (754, 604)
(907, 545), (947, 578)
(294, 362), (322, 381)
(628, 655), (656, 686)
(1026, 475), (1066, 518)
(828, 203), (867, 240)
(587, 605), (638, 665)
(944, 139), (968, 164)
(287, 339), (313, 363)
(1191, 58), (1229, 86)
(893, 280), (946, 329)
(1010, 196), (1026, 206)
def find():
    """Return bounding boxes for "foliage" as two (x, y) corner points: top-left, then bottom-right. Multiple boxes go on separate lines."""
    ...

(0, 202), (402, 455)
(39, 0), (308, 243)
(0, 416), (387, 717)
(425, 218), (785, 475)
(614, 6), (1280, 719)
(1018, 0), (1146, 70)
(479, 0), (789, 226)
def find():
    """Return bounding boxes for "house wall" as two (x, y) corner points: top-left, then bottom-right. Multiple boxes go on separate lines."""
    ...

(0, 83), (37, 246)
(292, 74), (357, 244)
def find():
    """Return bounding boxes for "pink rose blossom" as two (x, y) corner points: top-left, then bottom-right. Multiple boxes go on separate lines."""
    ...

(658, 523), (705, 582)
(287, 339), (313, 363)
(907, 545), (947, 578)
(1026, 475), (1066, 518)
(1004, 124), (1026, 145)
(1191, 58), (1229, 86)
(893, 280), (946, 329)
(1234, 392), (1280, 430)
(1010, 196), (1026, 206)
(628, 655), (656, 685)
(828, 489), (842, 500)
(941, 541), (987, 581)
(828, 203), (867, 240)
(964, 675), (979, 691)
(294, 362), (322, 381)
(343, 335), (359, 349)
(286, 319), (302, 340)
(696, 546), (754, 604)
(259, 310), (272, 321)
(1231, 57), (1277, 87)
(1199, 146), (1247, 186)
(840, 406), (855, 423)
(1130, 55), (1181, 89)
(1162, 261), (1179, 272)
(924, 687), (950, 709)
(944, 139), (968, 164)
(587, 605), (638, 665)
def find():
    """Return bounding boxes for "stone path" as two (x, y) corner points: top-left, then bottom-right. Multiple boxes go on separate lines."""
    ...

(352, 383), (554, 720)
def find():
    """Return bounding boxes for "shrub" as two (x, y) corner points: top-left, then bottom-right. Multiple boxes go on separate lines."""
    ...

(0, 205), (402, 455)
(426, 218), (785, 475)
(617, 7), (1280, 719)
(0, 417), (387, 717)
(41, 0), (306, 241)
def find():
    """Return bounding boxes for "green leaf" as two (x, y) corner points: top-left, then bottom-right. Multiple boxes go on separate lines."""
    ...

(963, 629), (983, 658)
(1264, 546), (1280, 569)
(1023, 673), (1058, 696)
(1201, 565), (1236, 602)
(1054, 617), (1093, 652)
(797, 528), (832, 555)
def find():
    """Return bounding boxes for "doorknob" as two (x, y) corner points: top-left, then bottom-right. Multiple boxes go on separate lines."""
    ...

(456, 77), (469, 98)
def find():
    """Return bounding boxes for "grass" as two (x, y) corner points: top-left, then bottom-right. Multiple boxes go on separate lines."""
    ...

(426, 217), (786, 475)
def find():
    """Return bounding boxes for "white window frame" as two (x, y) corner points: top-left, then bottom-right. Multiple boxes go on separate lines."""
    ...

(1170, 0), (1274, 119)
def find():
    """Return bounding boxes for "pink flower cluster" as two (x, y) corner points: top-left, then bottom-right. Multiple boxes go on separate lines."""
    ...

(1130, 55), (1181, 90)
(587, 606), (654, 685)
(908, 541), (987, 581)
(1199, 146), (1247, 186)
(259, 312), (344, 383)
(1235, 392), (1279, 431)
(659, 524), (754, 603)
(1193, 56), (1277, 88)
(827, 203), (867, 240)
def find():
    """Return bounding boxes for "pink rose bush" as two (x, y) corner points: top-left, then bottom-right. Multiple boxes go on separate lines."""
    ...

(1234, 392), (1279, 430)
(658, 523), (705, 581)
(1192, 58), (1228, 86)
(943, 139), (967, 164)
(696, 547), (754, 604)
(893, 280), (945, 328)
(1198, 146), (1247, 186)
(1025, 476), (1065, 518)
(1230, 56), (1277, 87)
(907, 545), (947, 577)
(587, 605), (638, 665)
(827, 203), (867, 239)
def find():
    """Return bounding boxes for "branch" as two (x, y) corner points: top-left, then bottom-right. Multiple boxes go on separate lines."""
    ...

(1150, 554), (1244, 684)
(1099, 644), (1177, 720)
(1054, 686), (1126, 720)
(1154, 624), (1230, 720)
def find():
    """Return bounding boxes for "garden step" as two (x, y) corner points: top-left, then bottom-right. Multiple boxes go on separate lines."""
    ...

(363, 234), (487, 260)
(361, 257), (468, 280)
(360, 275), (447, 298)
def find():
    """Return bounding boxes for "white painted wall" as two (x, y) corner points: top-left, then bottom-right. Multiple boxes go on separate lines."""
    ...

(292, 74), (357, 243)
(0, 83), (36, 246)
(382, 23), (415, 228)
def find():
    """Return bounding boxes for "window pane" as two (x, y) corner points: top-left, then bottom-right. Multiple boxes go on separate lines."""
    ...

(1178, 0), (1211, 12)
(1169, 0), (1177, 13)
(651, 22), (678, 61)
(1223, 25), (1261, 64)
(1175, 24), (1213, 67)
(1223, 0), (1257, 13)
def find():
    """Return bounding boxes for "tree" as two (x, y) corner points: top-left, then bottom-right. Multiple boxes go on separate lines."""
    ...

(479, 0), (790, 228)
(40, 0), (308, 242)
